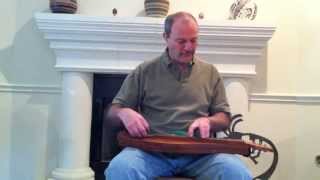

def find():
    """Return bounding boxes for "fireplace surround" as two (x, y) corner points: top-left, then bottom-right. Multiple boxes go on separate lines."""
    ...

(35, 12), (275, 180)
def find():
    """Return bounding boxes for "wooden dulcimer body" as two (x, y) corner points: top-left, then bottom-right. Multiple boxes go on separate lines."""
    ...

(117, 131), (273, 156)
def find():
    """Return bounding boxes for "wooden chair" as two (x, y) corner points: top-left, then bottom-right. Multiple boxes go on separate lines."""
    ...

(223, 114), (279, 180)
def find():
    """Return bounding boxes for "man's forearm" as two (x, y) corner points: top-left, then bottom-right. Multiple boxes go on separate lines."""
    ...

(207, 112), (231, 132)
(105, 104), (150, 137)
(105, 104), (124, 127)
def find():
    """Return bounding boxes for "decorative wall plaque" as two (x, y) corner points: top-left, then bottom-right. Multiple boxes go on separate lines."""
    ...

(229, 0), (257, 20)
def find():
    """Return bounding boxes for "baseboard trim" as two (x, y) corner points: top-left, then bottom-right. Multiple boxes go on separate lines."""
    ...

(0, 83), (61, 94)
(250, 93), (320, 104)
(1, 84), (319, 104)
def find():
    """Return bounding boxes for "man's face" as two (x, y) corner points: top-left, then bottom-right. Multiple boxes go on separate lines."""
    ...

(164, 17), (198, 64)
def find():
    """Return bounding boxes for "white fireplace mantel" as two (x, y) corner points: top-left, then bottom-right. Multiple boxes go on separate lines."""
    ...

(35, 13), (274, 76)
(35, 12), (275, 180)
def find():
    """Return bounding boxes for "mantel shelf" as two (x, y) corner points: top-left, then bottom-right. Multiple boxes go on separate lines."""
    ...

(35, 12), (275, 77)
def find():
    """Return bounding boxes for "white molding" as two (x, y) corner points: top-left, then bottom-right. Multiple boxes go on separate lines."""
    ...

(2, 83), (319, 104)
(34, 12), (275, 76)
(250, 93), (320, 104)
(0, 83), (61, 94)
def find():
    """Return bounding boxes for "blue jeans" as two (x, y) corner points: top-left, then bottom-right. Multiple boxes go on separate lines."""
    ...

(105, 147), (252, 180)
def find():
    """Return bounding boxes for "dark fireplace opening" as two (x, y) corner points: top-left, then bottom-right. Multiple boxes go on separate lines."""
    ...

(90, 73), (127, 180)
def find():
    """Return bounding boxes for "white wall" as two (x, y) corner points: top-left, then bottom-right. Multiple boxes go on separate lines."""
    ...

(296, 1), (320, 179)
(0, 0), (16, 179)
(245, 102), (297, 180)
(0, 93), (12, 180)
(8, 93), (60, 180)
(298, 1), (320, 93)
(0, 0), (60, 180)
(78, 0), (232, 20)
(1, 0), (320, 179)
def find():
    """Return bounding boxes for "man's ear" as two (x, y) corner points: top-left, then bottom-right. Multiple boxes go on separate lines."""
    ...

(163, 32), (169, 41)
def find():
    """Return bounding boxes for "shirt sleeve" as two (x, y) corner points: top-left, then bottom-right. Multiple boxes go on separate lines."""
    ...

(209, 67), (230, 115)
(112, 66), (143, 110)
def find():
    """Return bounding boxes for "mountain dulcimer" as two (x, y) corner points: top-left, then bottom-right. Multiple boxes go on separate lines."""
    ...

(117, 131), (273, 156)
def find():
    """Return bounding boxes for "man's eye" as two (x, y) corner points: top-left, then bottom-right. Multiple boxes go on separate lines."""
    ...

(176, 39), (197, 45)
(177, 40), (186, 44)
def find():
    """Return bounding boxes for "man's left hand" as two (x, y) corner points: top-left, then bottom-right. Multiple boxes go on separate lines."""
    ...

(188, 117), (211, 138)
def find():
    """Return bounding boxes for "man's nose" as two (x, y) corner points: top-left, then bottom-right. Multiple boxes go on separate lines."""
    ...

(184, 41), (194, 51)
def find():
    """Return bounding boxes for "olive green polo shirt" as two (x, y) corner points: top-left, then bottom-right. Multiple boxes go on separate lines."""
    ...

(112, 50), (230, 135)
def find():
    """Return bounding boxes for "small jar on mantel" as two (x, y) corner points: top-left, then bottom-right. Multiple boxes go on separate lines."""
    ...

(144, 0), (169, 17)
(50, 0), (77, 14)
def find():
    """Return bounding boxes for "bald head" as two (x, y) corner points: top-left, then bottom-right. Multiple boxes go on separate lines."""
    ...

(164, 12), (198, 37)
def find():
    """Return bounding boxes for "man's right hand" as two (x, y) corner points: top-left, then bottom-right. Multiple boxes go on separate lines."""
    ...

(117, 108), (149, 137)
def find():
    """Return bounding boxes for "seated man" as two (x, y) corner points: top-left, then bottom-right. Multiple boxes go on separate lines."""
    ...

(105, 11), (252, 180)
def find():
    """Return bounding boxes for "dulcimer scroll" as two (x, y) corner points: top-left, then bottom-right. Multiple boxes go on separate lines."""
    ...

(117, 131), (273, 156)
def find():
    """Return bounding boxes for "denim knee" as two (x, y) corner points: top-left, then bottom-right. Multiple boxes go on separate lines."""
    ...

(214, 154), (252, 180)
(104, 147), (153, 180)
(105, 155), (141, 180)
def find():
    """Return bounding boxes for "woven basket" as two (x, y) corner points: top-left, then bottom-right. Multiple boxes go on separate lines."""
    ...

(144, 0), (169, 17)
(50, 0), (77, 14)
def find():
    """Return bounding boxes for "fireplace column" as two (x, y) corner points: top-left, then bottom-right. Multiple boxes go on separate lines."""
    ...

(52, 72), (95, 180)
(224, 78), (249, 116)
